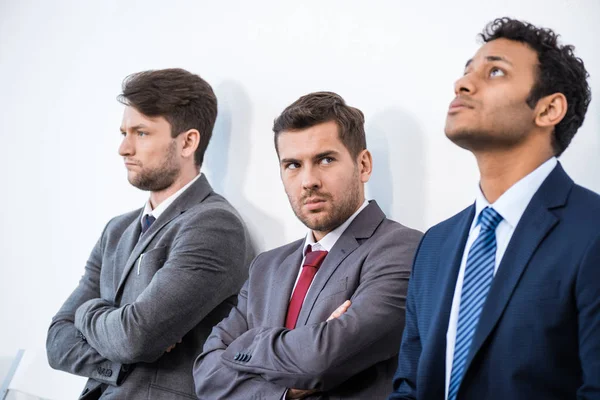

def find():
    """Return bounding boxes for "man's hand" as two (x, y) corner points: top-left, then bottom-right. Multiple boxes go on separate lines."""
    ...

(286, 388), (319, 399)
(284, 301), (352, 398)
(165, 339), (182, 353)
(326, 300), (351, 321)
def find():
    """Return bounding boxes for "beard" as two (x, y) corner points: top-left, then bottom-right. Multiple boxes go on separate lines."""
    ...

(447, 127), (529, 152)
(129, 140), (180, 191)
(445, 106), (533, 152)
(290, 168), (362, 234)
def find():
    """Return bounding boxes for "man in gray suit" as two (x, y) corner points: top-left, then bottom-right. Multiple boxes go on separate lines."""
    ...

(46, 68), (254, 399)
(193, 92), (423, 399)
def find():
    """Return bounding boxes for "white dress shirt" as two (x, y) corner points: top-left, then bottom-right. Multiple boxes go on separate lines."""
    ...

(141, 173), (202, 225)
(444, 157), (557, 398)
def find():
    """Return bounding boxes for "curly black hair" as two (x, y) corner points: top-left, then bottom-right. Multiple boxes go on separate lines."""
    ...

(480, 17), (591, 156)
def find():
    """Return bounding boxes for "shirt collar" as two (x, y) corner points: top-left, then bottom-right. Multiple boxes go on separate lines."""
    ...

(141, 173), (202, 225)
(303, 199), (370, 254)
(471, 157), (557, 232)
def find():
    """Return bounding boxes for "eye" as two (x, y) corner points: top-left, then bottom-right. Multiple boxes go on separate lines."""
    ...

(285, 162), (300, 170)
(489, 67), (505, 77)
(137, 130), (148, 137)
(320, 157), (334, 165)
(120, 131), (126, 137)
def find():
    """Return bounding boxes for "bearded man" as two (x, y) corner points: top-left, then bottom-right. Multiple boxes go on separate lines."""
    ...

(47, 68), (254, 399)
(193, 91), (423, 400)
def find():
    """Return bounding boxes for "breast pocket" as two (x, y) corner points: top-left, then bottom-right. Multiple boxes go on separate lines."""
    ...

(306, 277), (351, 324)
(138, 246), (168, 273)
(318, 277), (348, 300)
(510, 280), (561, 304)
(130, 246), (169, 292)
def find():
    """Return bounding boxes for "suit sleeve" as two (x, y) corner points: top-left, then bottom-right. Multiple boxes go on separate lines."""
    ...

(193, 254), (288, 400)
(73, 208), (249, 364)
(388, 232), (429, 400)
(576, 231), (600, 398)
(46, 223), (128, 386)
(220, 228), (423, 391)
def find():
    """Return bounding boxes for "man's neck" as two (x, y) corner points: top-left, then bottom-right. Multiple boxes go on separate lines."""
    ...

(475, 145), (553, 204)
(149, 167), (199, 209)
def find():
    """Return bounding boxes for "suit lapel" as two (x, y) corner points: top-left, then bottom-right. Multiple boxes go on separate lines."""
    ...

(462, 163), (572, 381)
(112, 211), (143, 294)
(295, 201), (384, 327)
(421, 205), (475, 398)
(267, 241), (304, 326)
(296, 233), (359, 327)
(113, 174), (214, 301)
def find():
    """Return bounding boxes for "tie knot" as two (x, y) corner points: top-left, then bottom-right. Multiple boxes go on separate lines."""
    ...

(141, 214), (156, 235)
(479, 207), (502, 232)
(303, 246), (328, 269)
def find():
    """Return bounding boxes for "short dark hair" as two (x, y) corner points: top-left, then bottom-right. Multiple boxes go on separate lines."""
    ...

(480, 17), (591, 156)
(118, 68), (217, 166)
(273, 91), (367, 160)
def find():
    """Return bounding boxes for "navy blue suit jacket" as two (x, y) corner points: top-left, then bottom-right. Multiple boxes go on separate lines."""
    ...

(389, 163), (600, 400)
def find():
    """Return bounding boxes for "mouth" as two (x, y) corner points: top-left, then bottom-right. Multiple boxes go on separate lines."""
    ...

(124, 160), (140, 168)
(303, 198), (327, 211)
(448, 98), (474, 114)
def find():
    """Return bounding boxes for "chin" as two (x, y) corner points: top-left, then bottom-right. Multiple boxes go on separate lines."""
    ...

(445, 120), (468, 138)
(126, 173), (137, 185)
(302, 214), (329, 231)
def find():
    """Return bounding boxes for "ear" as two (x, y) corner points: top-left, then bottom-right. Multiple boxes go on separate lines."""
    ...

(179, 129), (201, 159)
(535, 93), (567, 129)
(357, 149), (373, 183)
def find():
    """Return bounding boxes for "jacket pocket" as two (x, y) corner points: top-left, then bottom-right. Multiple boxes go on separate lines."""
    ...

(318, 277), (348, 299)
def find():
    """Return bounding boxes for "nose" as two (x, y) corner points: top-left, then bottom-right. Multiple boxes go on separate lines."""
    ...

(454, 73), (477, 96)
(301, 165), (321, 191)
(118, 133), (134, 157)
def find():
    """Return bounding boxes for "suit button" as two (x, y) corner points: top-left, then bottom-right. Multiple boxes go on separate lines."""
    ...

(234, 352), (240, 361)
(96, 366), (113, 377)
(246, 354), (252, 362)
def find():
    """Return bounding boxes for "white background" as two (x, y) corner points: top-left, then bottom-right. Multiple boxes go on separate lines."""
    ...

(1, 0), (598, 397)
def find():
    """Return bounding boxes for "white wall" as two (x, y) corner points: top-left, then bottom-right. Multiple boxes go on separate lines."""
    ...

(0, 0), (598, 396)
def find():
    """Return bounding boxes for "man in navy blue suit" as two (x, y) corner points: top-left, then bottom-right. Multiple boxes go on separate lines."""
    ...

(389, 17), (598, 400)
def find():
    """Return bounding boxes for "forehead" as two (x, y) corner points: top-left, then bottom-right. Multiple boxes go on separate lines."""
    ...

(470, 38), (538, 70)
(120, 106), (169, 130)
(277, 120), (349, 158)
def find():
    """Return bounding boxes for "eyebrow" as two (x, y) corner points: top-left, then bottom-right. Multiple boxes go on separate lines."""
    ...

(120, 124), (150, 132)
(314, 150), (340, 160)
(465, 55), (513, 68)
(280, 150), (341, 165)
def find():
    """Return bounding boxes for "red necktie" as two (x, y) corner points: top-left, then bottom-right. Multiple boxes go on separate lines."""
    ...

(285, 245), (328, 329)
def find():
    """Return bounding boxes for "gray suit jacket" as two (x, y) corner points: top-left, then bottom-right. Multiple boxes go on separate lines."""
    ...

(193, 201), (422, 399)
(46, 175), (254, 399)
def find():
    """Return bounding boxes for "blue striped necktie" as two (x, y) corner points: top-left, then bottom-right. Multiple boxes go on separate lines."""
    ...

(448, 207), (503, 400)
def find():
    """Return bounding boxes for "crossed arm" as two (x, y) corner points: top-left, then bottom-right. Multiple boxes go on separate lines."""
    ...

(47, 209), (249, 385)
(46, 232), (126, 386)
(194, 231), (419, 399)
(193, 271), (351, 400)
